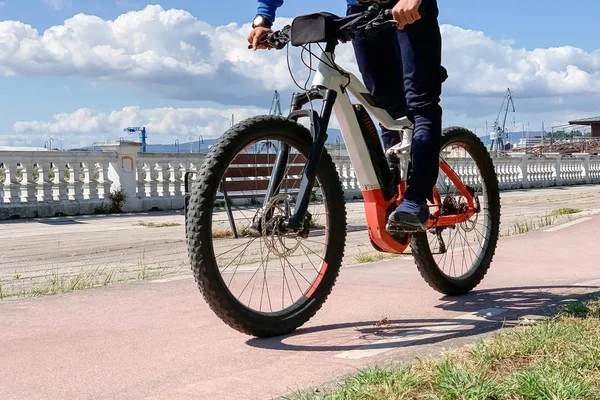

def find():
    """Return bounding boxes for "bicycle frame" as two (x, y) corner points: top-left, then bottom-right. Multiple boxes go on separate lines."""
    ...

(268, 48), (476, 254)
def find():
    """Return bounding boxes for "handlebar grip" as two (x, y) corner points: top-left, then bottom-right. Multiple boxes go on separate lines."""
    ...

(382, 5), (426, 18)
(247, 35), (271, 49)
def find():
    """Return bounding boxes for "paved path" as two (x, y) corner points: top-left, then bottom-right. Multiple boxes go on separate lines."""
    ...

(2, 185), (600, 295)
(2, 212), (600, 400)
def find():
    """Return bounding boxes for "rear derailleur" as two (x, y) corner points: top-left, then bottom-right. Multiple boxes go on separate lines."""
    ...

(430, 185), (479, 254)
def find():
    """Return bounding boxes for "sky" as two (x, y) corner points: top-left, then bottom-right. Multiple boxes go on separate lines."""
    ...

(1, 0), (600, 148)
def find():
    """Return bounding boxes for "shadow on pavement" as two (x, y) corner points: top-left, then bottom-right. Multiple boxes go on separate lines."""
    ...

(37, 219), (87, 225)
(0, 210), (186, 225)
(436, 285), (597, 313)
(246, 285), (600, 352)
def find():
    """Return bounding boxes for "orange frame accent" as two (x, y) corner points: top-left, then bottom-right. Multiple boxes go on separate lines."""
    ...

(362, 160), (476, 254)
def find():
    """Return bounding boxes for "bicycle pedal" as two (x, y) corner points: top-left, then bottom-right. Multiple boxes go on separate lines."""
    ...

(386, 221), (424, 234)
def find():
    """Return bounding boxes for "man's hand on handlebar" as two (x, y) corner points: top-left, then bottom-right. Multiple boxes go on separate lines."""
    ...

(392, 0), (422, 30)
(247, 27), (273, 51)
(245, 3), (423, 52)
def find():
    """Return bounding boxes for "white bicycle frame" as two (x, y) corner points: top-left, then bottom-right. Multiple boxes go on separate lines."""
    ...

(311, 51), (414, 193)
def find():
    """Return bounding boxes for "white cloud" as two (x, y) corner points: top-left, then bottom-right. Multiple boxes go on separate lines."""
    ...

(9, 100), (598, 149)
(2, 5), (600, 140)
(1, 5), (599, 104)
(44, 0), (68, 10)
(11, 105), (268, 147)
(439, 25), (600, 98)
(0, 5), (293, 105)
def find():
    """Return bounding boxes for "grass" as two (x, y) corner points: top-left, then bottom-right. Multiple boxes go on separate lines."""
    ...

(212, 226), (262, 238)
(507, 219), (535, 236)
(0, 263), (182, 299)
(211, 228), (234, 238)
(354, 252), (399, 264)
(503, 212), (575, 237)
(134, 221), (181, 228)
(287, 297), (600, 400)
(506, 215), (558, 236)
(501, 207), (587, 237)
(549, 207), (582, 216)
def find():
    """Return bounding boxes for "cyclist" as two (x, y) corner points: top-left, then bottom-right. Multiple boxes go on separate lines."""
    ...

(248, 0), (443, 233)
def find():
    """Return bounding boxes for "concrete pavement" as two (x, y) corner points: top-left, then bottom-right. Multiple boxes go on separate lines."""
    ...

(2, 212), (600, 400)
(3, 185), (600, 296)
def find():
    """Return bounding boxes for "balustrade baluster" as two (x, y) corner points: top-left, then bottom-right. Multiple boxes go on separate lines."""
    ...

(0, 163), (6, 204)
(161, 162), (173, 197)
(100, 160), (113, 199)
(173, 164), (183, 197)
(86, 162), (99, 200)
(24, 162), (39, 202)
(72, 162), (84, 201)
(7, 161), (22, 203)
(136, 161), (147, 199)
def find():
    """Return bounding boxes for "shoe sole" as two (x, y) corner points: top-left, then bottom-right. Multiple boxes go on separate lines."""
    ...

(386, 219), (426, 233)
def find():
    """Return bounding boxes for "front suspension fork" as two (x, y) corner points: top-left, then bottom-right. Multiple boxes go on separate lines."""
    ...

(260, 87), (337, 232)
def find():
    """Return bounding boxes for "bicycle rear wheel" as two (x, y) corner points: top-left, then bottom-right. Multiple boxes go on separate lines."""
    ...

(411, 126), (501, 295)
(186, 115), (347, 337)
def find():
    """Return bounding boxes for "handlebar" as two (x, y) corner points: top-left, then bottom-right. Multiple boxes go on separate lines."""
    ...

(358, 8), (397, 33)
(262, 25), (293, 50)
(248, 5), (402, 50)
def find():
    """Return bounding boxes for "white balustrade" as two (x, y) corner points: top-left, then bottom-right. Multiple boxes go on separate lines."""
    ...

(133, 153), (203, 211)
(332, 156), (361, 199)
(1, 144), (600, 219)
(589, 158), (600, 179)
(492, 157), (523, 187)
(0, 151), (116, 218)
(559, 156), (586, 183)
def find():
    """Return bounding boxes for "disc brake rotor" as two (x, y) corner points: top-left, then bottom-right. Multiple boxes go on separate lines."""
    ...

(261, 194), (302, 258)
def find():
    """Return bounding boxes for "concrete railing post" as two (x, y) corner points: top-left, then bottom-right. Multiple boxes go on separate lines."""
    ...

(574, 153), (591, 183)
(545, 153), (562, 186)
(518, 154), (530, 188)
(94, 142), (142, 211)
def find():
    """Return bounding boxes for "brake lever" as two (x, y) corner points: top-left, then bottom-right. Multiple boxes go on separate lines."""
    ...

(355, 9), (395, 33)
(362, 5), (426, 32)
(246, 35), (286, 50)
(364, 19), (397, 32)
(247, 26), (291, 50)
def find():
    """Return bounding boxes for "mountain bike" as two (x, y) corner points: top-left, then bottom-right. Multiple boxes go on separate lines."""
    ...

(185, 6), (500, 337)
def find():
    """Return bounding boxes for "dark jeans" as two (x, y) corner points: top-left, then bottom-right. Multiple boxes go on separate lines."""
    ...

(348, 0), (443, 202)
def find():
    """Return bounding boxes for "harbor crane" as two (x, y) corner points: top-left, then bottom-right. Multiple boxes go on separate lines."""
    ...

(489, 88), (515, 152)
(123, 127), (147, 153)
(269, 90), (282, 116)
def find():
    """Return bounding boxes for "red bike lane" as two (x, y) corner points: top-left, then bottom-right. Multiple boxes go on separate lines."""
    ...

(2, 215), (600, 400)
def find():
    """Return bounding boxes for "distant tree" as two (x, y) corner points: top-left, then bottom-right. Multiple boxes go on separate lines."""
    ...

(548, 130), (566, 139)
(571, 130), (583, 137)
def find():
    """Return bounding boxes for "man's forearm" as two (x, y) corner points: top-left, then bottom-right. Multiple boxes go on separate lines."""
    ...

(257, 0), (284, 23)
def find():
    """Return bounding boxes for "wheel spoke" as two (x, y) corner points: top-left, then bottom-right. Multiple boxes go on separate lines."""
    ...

(189, 131), (344, 326)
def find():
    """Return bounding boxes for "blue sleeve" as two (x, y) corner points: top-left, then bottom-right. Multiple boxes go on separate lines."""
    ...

(257, 0), (283, 23)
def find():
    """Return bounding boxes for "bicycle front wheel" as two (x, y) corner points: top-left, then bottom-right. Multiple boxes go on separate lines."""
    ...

(411, 126), (501, 295)
(186, 115), (347, 337)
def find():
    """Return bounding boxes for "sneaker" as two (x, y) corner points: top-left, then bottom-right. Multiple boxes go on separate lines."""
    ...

(386, 199), (430, 233)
